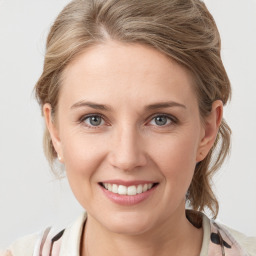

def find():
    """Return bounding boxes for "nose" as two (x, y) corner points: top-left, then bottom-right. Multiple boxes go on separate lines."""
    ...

(108, 126), (147, 172)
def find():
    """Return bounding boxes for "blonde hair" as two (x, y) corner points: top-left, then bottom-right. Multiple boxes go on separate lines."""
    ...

(35, 0), (231, 218)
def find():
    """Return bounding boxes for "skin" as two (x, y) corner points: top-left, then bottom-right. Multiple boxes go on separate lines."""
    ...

(44, 41), (222, 256)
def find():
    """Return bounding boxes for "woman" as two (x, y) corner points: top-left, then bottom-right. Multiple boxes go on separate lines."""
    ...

(2, 0), (255, 255)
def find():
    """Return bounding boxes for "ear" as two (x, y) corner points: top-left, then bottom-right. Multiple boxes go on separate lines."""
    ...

(196, 100), (223, 162)
(43, 103), (64, 163)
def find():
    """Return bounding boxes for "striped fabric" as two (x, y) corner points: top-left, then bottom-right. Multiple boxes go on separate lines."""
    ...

(33, 228), (65, 256)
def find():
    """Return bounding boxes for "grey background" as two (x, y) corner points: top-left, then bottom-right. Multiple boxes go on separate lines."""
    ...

(0, 0), (255, 248)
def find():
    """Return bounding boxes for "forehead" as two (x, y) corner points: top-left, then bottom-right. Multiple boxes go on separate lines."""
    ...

(60, 41), (197, 109)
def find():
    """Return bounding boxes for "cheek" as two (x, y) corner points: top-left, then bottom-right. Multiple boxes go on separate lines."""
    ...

(149, 132), (199, 186)
(61, 133), (110, 210)
(60, 131), (107, 192)
(63, 132), (107, 171)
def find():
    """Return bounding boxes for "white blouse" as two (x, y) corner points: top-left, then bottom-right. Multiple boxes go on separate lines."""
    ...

(2, 212), (256, 256)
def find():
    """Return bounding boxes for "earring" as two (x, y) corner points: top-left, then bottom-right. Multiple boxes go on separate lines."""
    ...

(58, 154), (62, 161)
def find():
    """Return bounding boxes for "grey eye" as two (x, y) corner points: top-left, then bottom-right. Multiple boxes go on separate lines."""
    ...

(151, 115), (171, 126)
(85, 115), (104, 126)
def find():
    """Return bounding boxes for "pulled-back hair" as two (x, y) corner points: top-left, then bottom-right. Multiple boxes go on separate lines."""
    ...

(35, 0), (231, 218)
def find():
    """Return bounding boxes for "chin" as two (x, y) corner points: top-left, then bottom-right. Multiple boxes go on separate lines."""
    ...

(101, 212), (154, 235)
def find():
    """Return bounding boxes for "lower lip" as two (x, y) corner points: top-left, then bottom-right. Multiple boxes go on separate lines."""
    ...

(100, 185), (157, 206)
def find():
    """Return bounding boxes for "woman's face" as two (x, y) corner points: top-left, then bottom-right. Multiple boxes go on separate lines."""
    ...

(45, 41), (218, 235)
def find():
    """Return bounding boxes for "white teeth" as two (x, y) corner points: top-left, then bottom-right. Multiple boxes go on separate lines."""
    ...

(112, 184), (118, 193)
(102, 183), (156, 195)
(118, 185), (127, 195)
(127, 186), (137, 196)
(137, 184), (143, 194)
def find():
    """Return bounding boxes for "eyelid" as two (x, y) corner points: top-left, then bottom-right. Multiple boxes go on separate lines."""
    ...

(146, 113), (178, 126)
(78, 112), (178, 129)
(79, 113), (109, 128)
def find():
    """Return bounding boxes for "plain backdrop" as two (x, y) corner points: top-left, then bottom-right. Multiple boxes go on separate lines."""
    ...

(0, 0), (255, 249)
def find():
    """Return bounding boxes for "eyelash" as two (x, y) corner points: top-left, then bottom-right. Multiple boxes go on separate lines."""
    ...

(79, 113), (178, 129)
(79, 114), (107, 129)
(148, 114), (177, 127)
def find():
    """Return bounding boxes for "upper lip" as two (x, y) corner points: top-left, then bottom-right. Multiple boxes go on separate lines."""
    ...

(99, 180), (158, 186)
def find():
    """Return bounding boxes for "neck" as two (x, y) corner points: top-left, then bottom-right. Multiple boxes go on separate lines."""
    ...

(81, 209), (203, 256)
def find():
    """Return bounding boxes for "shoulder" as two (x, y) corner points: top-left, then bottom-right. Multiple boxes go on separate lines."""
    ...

(1, 212), (87, 256)
(1, 232), (39, 256)
(2, 227), (65, 256)
(198, 212), (256, 256)
(210, 219), (256, 256)
(221, 224), (256, 256)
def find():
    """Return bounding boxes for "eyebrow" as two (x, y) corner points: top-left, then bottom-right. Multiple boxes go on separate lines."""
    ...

(71, 101), (111, 111)
(70, 100), (186, 111)
(145, 101), (186, 110)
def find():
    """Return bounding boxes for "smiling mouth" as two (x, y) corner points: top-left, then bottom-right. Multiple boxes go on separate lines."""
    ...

(99, 182), (159, 196)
